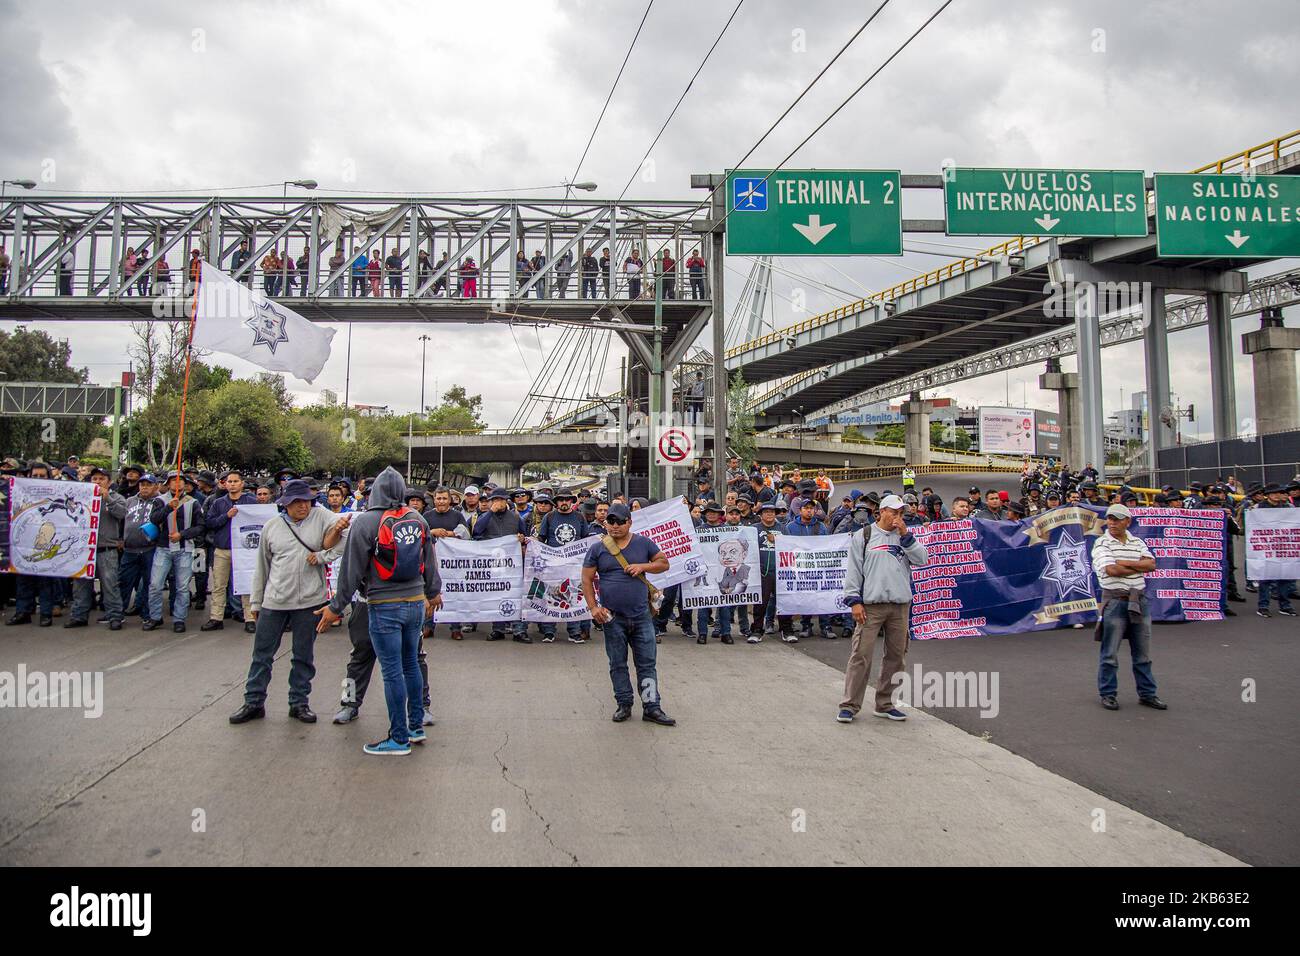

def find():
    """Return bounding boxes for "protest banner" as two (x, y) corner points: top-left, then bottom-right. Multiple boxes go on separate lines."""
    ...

(230, 504), (278, 595)
(3, 477), (99, 579)
(1134, 507), (1227, 622)
(1244, 507), (1300, 582)
(436, 535), (525, 622)
(630, 497), (705, 589)
(681, 524), (761, 610)
(774, 533), (853, 616)
(908, 505), (1227, 639)
(523, 536), (595, 623)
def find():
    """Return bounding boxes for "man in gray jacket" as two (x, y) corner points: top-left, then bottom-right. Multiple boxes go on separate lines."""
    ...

(68, 467), (127, 630)
(837, 493), (928, 723)
(230, 480), (350, 725)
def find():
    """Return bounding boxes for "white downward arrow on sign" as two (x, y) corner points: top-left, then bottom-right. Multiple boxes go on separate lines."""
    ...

(1225, 229), (1250, 249)
(792, 214), (837, 245)
(1034, 214), (1060, 231)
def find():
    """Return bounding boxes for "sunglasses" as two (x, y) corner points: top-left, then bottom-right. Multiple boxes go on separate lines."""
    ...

(604, 516), (628, 526)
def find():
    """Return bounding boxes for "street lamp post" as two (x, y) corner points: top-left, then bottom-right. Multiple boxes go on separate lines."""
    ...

(797, 406), (804, 472)
(418, 334), (431, 418)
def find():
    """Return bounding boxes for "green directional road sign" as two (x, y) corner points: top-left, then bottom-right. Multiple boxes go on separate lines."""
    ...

(944, 168), (1148, 237)
(725, 169), (902, 256)
(1154, 173), (1300, 257)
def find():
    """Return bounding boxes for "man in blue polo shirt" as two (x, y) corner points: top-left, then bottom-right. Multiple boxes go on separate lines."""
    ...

(581, 503), (675, 726)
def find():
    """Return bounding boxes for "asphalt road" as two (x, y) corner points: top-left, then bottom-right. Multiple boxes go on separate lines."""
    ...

(811, 471), (1299, 866)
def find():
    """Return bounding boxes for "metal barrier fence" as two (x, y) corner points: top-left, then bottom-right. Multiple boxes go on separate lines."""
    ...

(1127, 429), (1300, 491)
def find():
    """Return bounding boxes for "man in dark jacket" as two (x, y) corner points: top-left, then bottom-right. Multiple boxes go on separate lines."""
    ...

(118, 473), (165, 620)
(68, 467), (128, 630)
(201, 469), (259, 633)
(1253, 484), (1297, 618)
(473, 487), (530, 643)
(144, 471), (206, 632)
(316, 467), (443, 756)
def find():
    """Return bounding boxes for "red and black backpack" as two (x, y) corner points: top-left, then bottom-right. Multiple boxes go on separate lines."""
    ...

(371, 507), (426, 582)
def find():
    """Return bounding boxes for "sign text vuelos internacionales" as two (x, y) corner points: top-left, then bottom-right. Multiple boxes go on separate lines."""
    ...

(725, 169), (902, 256)
(944, 168), (1147, 237)
(1154, 173), (1300, 257)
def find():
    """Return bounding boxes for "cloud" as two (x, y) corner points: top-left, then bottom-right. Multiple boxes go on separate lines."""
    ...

(1, 0), (1295, 437)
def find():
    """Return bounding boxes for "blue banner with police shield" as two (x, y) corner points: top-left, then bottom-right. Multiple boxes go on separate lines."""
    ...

(907, 505), (1226, 639)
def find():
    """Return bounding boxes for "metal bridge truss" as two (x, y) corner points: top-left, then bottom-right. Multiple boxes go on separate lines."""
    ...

(785, 266), (1300, 420)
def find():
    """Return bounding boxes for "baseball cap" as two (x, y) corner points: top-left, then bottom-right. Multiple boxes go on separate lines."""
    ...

(1105, 504), (1132, 520)
(998, 490), (1010, 502)
(140, 473), (160, 484)
(607, 503), (632, 522)
(879, 494), (904, 511)
(463, 484), (480, 496)
(903, 493), (918, 504)
(487, 487), (511, 501)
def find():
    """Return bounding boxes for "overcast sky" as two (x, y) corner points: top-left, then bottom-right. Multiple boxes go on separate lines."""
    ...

(2, 0), (1296, 436)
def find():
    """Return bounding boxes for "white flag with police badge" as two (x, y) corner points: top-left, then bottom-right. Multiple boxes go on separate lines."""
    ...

(192, 260), (335, 383)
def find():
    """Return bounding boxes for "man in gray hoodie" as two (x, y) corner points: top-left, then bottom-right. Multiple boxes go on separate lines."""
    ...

(837, 493), (928, 723)
(230, 480), (350, 726)
(316, 467), (443, 755)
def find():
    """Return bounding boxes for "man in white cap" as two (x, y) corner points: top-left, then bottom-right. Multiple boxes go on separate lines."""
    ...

(1091, 503), (1165, 711)
(837, 494), (928, 723)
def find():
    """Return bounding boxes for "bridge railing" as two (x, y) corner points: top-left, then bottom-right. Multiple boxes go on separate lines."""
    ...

(0, 195), (712, 307)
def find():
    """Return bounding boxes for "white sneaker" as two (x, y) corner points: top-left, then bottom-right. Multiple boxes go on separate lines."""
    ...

(781, 633), (799, 643)
(568, 634), (586, 644)
(541, 635), (555, 643)
(746, 634), (761, 644)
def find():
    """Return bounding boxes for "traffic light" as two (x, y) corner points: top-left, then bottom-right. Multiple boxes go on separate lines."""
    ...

(1187, 403), (1195, 422)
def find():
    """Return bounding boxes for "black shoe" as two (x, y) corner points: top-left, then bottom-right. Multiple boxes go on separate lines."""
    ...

(696, 634), (707, 645)
(642, 707), (676, 726)
(1224, 606), (1237, 616)
(5, 613), (32, 626)
(1280, 608), (1298, 617)
(512, 633), (533, 644)
(109, 620), (122, 631)
(63, 619), (88, 629)
(38, 616), (53, 627)
(288, 704), (317, 723)
(1139, 696), (1167, 710)
(96, 615), (111, 623)
(1100, 695), (1119, 711)
(141, 619), (161, 631)
(200, 619), (224, 631)
(244, 621), (256, 633)
(172, 621), (186, 633)
(1228, 594), (1246, 603)
(1257, 609), (1271, 618)
(229, 703), (266, 724)
(612, 704), (632, 722)
(681, 626), (695, 638)
(488, 631), (506, 641)
(720, 634), (734, 645)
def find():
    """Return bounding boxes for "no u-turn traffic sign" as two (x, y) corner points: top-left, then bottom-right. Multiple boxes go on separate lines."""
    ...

(655, 426), (695, 466)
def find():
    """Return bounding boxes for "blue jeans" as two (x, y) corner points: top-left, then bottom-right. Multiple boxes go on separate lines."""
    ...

(602, 609), (661, 709)
(244, 605), (321, 708)
(118, 548), (155, 614)
(541, 620), (586, 639)
(1098, 592), (1157, 699)
(494, 619), (526, 637)
(1257, 579), (1295, 613)
(369, 599), (425, 745)
(148, 548), (193, 622)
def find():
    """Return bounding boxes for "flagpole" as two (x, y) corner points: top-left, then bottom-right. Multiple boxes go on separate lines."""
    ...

(173, 261), (204, 475)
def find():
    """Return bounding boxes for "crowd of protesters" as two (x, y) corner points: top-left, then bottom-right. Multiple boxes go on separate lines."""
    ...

(2, 452), (1296, 743)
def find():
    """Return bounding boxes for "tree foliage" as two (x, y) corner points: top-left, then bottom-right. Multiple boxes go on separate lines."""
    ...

(292, 407), (406, 478)
(0, 326), (101, 461)
(726, 371), (756, 464)
(422, 384), (487, 433)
